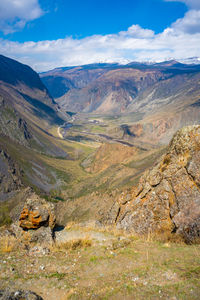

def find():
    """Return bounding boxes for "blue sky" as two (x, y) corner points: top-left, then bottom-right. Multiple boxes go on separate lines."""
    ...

(0, 0), (187, 41)
(0, 0), (200, 71)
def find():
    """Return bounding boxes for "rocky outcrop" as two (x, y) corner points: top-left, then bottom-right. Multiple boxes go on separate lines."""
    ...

(0, 289), (43, 300)
(18, 193), (56, 245)
(19, 194), (56, 229)
(114, 126), (200, 243)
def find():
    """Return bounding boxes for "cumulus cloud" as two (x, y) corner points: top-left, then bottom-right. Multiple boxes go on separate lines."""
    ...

(0, 0), (44, 34)
(165, 0), (200, 34)
(0, 1), (199, 71)
(165, 0), (200, 9)
(119, 25), (154, 38)
(0, 21), (199, 72)
(171, 9), (200, 33)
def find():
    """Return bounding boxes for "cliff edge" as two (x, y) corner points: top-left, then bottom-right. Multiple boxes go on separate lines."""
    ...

(114, 125), (200, 243)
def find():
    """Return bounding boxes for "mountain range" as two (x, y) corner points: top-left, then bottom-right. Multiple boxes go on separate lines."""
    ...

(40, 60), (200, 144)
(40, 60), (200, 112)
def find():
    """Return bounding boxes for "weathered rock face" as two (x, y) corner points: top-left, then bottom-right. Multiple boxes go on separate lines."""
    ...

(114, 126), (200, 243)
(0, 289), (43, 300)
(17, 193), (56, 245)
(19, 194), (56, 230)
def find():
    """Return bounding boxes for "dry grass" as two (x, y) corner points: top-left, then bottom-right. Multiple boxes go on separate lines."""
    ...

(63, 222), (189, 245)
(65, 222), (133, 238)
(51, 236), (92, 252)
(64, 222), (196, 246)
(60, 289), (76, 300)
(64, 221), (77, 230)
(0, 235), (17, 253)
(142, 229), (185, 245)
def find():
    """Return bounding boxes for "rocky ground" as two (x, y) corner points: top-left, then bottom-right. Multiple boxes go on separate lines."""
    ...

(0, 226), (200, 300)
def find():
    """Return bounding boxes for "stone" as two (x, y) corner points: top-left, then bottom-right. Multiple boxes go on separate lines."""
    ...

(148, 168), (162, 187)
(19, 193), (56, 230)
(104, 201), (120, 225)
(0, 289), (43, 300)
(17, 193), (56, 246)
(116, 126), (200, 243)
(28, 226), (54, 244)
(163, 270), (177, 281)
(28, 246), (50, 256)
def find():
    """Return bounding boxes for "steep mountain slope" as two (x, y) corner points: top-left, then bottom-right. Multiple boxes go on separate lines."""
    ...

(0, 144), (22, 202)
(57, 68), (167, 113)
(40, 60), (200, 115)
(0, 55), (69, 204)
(0, 55), (64, 127)
(40, 63), (118, 99)
(121, 70), (200, 144)
(0, 54), (52, 95)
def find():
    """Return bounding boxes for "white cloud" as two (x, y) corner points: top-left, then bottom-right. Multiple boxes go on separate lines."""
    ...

(165, 0), (200, 34)
(171, 9), (200, 33)
(0, 2), (200, 71)
(0, 22), (199, 72)
(0, 0), (44, 34)
(165, 0), (200, 9)
(119, 25), (154, 38)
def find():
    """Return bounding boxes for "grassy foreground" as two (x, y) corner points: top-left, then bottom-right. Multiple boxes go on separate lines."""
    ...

(0, 229), (200, 300)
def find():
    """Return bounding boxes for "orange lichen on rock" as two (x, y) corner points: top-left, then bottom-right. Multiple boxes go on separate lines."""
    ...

(19, 209), (45, 229)
(19, 193), (56, 230)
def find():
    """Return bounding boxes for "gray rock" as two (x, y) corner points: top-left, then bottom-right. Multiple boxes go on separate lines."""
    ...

(0, 289), (43, 300)
(29, 226), (54, 245)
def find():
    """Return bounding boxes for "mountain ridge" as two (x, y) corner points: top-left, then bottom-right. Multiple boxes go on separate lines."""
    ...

(39, 60), (200, 145)
(40, 60), (200, 114)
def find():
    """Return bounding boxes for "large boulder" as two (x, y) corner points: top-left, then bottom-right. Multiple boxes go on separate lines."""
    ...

(18, 193), (56, 245)
(19, 194), (56, 230)
(115, 125), (200, 243)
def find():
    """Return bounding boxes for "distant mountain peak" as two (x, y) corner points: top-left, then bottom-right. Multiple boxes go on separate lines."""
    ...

(152, 59), (182, 67)
(177, 57), (200, 65)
